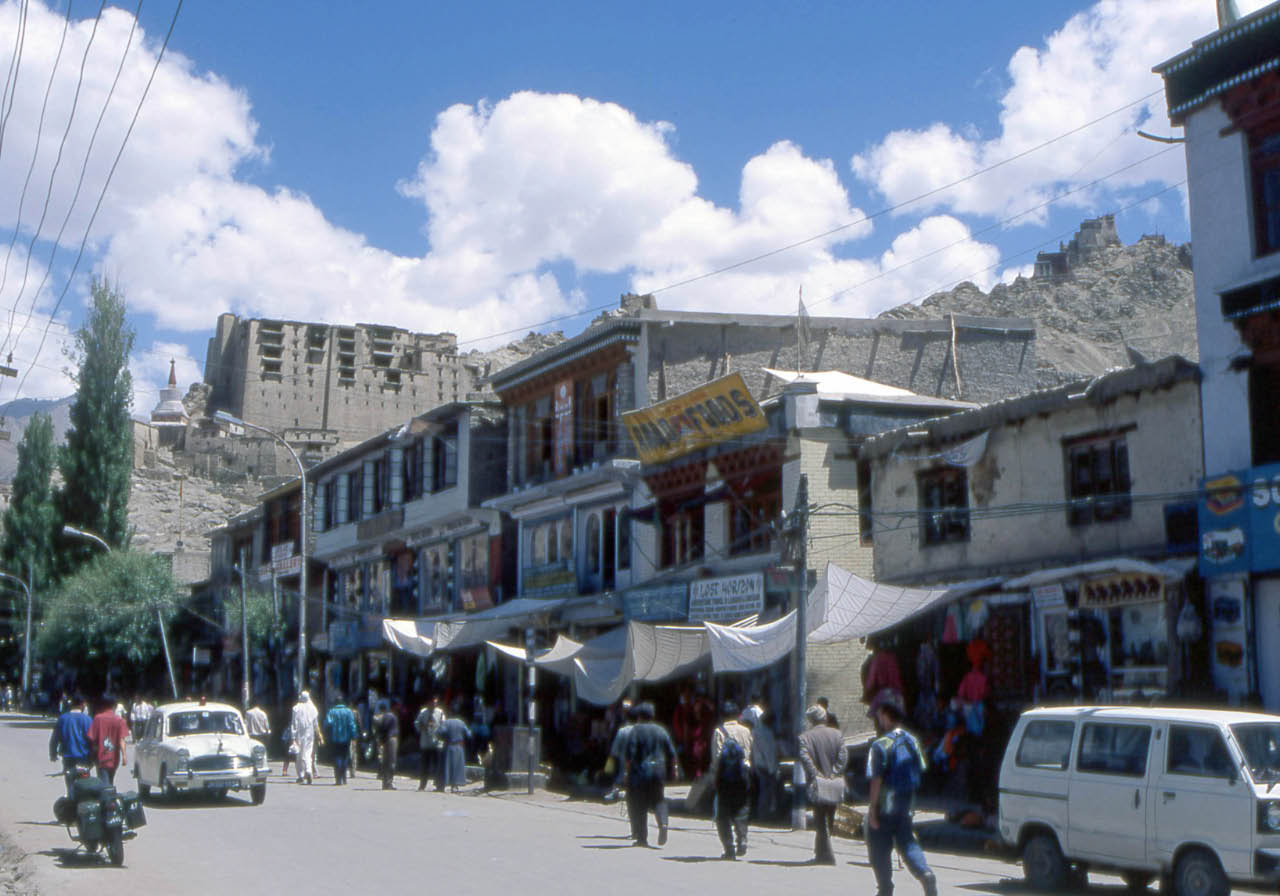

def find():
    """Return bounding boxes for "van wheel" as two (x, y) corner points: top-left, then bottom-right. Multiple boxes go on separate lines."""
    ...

(1122, 871), (1154, 891)
(1022, 832), (1068, 891)
(1173, 849), (1227, 896)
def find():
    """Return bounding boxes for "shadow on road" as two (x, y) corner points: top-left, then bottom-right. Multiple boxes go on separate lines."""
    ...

(141, 793), (255, 810)
(581, 843), (645, 850)
(574, 834), (632, 840)
(747, 859), (828, 868)
(15, 820), (61, 827)
(661, 855), (730, 863)
(4, 720), (54, 730)
(954, 880), (1135, 895)
(37, 847), (123, 870)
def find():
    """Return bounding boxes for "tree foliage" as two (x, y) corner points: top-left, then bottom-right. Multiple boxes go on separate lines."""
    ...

(1, 411), (57, 595)
(222, 586), (289, 653)
(36, 550), (176, 690)
(58, 279), (135, 574)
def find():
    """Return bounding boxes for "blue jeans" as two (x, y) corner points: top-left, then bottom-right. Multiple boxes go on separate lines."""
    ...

(332, 741), (351, 784)
(867, 812), (931, 896)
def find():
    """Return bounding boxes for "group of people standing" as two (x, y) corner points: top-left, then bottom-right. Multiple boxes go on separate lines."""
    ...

(48, 695), (131, 793)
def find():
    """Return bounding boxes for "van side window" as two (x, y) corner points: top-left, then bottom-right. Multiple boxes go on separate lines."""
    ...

(1078, 722), (1151, 777)
(1168, 725), (1235, 778)
(1016, 720), (1075, 770)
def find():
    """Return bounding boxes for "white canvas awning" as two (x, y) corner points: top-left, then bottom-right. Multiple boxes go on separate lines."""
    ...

(381, 618), (436, 658)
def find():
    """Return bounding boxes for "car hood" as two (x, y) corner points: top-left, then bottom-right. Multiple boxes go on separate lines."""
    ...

(167, 733), (256, 757)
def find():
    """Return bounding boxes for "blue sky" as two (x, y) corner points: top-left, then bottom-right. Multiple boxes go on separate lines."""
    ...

(0, 0), (1254, 410)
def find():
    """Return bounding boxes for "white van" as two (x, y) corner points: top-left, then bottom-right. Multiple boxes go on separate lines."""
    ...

(998, 706), (1280, 896)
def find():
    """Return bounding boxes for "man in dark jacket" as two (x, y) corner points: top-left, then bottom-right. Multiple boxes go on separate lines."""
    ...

(798, 704), (848, 864)
(624, 701), (677, 847)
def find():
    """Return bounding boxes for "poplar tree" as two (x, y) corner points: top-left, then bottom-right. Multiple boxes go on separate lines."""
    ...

(57, 279), (135, 572)
(0, 411), (57, 601)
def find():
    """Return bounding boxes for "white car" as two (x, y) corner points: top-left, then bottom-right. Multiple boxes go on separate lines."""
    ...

(999, 705), (1280, 896)
(132, 701), (269, 804)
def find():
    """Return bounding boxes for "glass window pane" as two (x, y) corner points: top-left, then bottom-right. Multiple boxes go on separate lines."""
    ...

(1016, 720), (1075, 770)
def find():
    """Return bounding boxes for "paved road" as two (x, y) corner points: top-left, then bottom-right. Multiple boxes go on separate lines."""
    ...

(0, 713), (1139, 896)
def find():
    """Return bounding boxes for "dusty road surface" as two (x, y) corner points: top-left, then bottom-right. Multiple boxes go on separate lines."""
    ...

(0, 712), (1143, 896)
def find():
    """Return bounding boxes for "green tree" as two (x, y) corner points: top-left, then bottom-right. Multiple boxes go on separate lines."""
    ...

(1, 411), (57, 595)
(222, 587), (288, 654)
(58, 279), (135, 573)
(36, 550), (175, 693)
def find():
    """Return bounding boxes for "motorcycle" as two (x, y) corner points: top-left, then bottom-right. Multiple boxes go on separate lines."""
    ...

(52, 764), (145, 866)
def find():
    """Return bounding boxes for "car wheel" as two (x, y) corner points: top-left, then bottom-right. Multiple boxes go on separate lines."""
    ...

(1122, 871), (1154, 891)
(210, 787), (228, 801)
(1173, 849), (1227, 896)
(160, 766), (177, 801)
(134, 766), (150, 798)
(250, 783), (266, 805)
(1022, 832), (1068, 891)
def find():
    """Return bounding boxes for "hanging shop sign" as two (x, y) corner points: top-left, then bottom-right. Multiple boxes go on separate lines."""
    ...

(1208, 577), (1249, 703)
(522, 565), (578, 599)
(1199, 471), (1249, 577)
(1079, 573), (1164, 609)
(623, 583), (689, 621)
(688, 571), (765, 623)
(1249, 462), (1280, 574)
(622, 372), (766, 465)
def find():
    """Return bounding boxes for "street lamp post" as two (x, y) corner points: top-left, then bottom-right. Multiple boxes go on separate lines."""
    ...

(213, 411), (308, 692)
(0, 570), (33, 704)
(62, 525), (179, 699)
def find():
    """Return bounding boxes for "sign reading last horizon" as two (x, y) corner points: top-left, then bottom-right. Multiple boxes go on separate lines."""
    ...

(622, 372), (767, 465)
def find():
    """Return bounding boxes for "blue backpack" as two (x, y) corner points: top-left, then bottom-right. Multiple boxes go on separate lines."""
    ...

(716, 729), (747, 787)
(885, 731), (922, 798)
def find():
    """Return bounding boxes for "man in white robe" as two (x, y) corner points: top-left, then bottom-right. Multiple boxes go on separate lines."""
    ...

(290, 691), (321, 784)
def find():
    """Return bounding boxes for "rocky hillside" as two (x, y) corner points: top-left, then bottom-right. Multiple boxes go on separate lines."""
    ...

(880, 230), (1196, 386)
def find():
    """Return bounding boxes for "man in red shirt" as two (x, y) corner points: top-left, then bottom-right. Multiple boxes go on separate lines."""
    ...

(88, 695), (130, 785)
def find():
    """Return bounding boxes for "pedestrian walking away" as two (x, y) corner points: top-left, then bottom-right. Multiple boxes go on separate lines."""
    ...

(245, 702), (271, 745)
(865, 690), (936, 896)
(709, 701), (753, 860)
(414, 696), (444, 792)
(438, 711), (470, 792)
(743, 695), (778, 822)
(49, 694), (92, 796)
(290, 691), (323, 784)
(604, 699), (635, 798)
(623, 702), (677, 847)
(325, 694), (359, 785)
(374, 699), (400, 789)
(798, 704), (848, 865)
(87, 695), (130, 786)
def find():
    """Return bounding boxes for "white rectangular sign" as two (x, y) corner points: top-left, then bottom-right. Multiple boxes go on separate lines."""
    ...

(688, 572), (765, 623)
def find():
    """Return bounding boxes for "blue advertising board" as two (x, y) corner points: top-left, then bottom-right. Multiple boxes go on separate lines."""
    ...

(1200, 464), (1280, 576)
(622, 583), (689, 622)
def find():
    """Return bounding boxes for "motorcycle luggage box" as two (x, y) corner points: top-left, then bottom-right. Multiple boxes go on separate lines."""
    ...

(76, 799), (104, 841)
(71, 775), (104, 801)
(52, 796), (77, 825)
(120, 791), (146, 828)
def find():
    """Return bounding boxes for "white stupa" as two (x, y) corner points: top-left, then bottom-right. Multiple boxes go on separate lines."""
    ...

(151, 359), (189, 429)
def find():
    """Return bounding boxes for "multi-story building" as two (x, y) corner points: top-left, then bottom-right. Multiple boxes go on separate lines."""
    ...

(861, 357), (1203, 706)
(1157, 2), (1280, 707)
(203, 313), (484, 453)
(308, 400), (512, 707)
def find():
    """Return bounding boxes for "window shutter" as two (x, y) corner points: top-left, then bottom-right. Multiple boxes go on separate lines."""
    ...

(337, 473), (350, 523)
(314, 480), (327, 532)
(390, 446), (404, 506)
(363, 460), (375, 518)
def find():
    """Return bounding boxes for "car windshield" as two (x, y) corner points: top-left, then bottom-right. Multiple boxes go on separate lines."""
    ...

(166, 711), (245, 737)
(1230, 723), (1280, 781)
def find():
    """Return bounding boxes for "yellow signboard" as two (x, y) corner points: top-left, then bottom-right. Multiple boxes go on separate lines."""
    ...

(622, 372), (767, 465)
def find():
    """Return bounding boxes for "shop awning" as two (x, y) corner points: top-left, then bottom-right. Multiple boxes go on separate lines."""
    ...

(381, 618), (437, 658)
(1003, 556), (1196, 590)
(383, 597), (570, 656)
(806, 562), (1003, 642)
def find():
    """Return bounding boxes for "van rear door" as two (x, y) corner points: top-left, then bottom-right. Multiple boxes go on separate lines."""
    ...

(1067, 721), (1154, 866)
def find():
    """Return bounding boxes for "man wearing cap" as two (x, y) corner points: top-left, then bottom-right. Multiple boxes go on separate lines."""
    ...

(624, 701), (678, 847)
(798, 704), (848, 864)
(866, 690), (936, 896)
(709, 700), (753, 859)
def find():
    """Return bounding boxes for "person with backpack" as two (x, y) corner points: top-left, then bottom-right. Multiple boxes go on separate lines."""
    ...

(624, 701), (678, 847)
(866, 690), (937, 896)
(708, 700), (753, 860)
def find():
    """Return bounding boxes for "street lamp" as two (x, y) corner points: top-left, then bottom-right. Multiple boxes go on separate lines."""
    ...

(212, 411), (308, 692)
(0, 569), (32, 705)
(62, 524), (179, 699)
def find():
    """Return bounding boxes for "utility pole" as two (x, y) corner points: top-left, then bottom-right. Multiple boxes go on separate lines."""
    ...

(790, 473), (809, 831)
(240, 545), (250, 707)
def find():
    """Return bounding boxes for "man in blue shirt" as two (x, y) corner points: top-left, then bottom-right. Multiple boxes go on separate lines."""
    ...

(325, 694), (359, 786)
(49, 694), (92, 796)
(866, 690), (936, 896)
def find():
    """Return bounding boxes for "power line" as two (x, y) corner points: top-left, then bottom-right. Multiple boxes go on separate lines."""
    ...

(0, 0), (71, 342)
(10, 0), (182, 407)
(0, 0), (31, 167)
